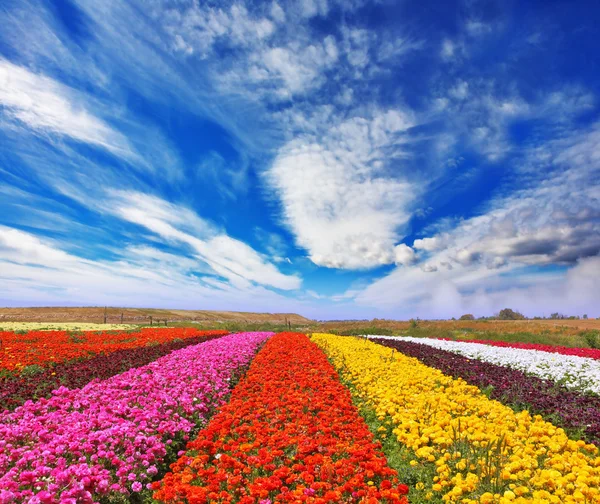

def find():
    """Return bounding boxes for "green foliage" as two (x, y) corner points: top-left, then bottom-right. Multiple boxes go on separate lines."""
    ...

(20, 364), (44, 377)
(68, 332), (86, 344)
(497, 308), (525, 320)
(459, 314), (475, 320)
(581, 330), (600, 349)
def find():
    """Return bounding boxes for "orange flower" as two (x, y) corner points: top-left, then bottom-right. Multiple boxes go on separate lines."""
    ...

(0, 328), (227, 372)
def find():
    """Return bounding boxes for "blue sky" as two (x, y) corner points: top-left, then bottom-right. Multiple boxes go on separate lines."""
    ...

(1, 0), (599, 320)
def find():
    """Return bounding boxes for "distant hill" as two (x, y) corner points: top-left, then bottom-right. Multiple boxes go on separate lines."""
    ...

(0, 307), (313, 325)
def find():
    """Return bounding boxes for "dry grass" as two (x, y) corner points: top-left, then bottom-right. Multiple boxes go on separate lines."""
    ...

(0, 307), (313, 325)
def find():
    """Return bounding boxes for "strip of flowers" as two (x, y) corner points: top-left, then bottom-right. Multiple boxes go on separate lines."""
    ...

(439, 337), (600, 360)
(0, 327), (227, 373)
(0, 331), (226, 411)
(152, 332), (409, 504)
(0, 331), (271, 503)
(311, 333), (600, 504)
(370, 336), (600, 446)
(369, 335), (600, 395)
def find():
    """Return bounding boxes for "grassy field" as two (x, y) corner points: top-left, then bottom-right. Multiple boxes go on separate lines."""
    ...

(312, 319), (600, 348)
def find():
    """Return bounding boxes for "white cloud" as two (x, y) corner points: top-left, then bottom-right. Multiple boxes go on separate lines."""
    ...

(413, 236), (447, 252)
(420, 263), (438, 273)
(351, 123), (600, 317)
(162, 3), (276, 58)
(342, 27), (371, 69)
(0, 225), (305, 311)
(300, 0), (329, 18)
(107, 190), (301, 291)
(465, 20), (493, 37)
(440, 39), (457, 61)
(435, 79), (593, 162)
(267, 109), (417, 269)
(270, 1), (286, 23)
(448, 80), (469, 100)
(0, 59), (132, 158)
(394, 244), (416, 266)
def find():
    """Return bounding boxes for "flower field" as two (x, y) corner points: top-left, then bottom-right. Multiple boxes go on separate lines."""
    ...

(438, 337), (600, 360)
(0, 327), (227, 373)
(378, 336), (600, 394)
(0, 332), (226, 411)
(0, 332), (270, 502)
(312, 333), (600, 504)
(3, 328), (600, 503)
(153, 332), (409, 503)
(369, 337), (600, 447)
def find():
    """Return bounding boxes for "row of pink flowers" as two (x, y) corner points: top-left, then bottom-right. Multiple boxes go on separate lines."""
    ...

(440, 337), (600, 359)
(0, 332), (272, 503)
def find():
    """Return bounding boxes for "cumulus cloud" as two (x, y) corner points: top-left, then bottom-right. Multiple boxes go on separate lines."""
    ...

(413, 236), (447, 252)
(394, 244), (416, 266)
(267, 109), (417, 269)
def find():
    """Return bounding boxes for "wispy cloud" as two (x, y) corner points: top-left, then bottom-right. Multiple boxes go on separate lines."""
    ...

(105, 191), (301, 291)
(0, 59), (133, 158)
(0, 225), (302, 310)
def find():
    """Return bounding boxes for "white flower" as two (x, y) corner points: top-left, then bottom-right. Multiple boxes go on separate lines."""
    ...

(366, 335), (600, 395)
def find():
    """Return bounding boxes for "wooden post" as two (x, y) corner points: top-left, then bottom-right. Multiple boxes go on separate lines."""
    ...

(103, 306), (107, 324)
(164, 319), (168, 326)
(150, 316), (153, 326)
(121, 312), (124, 324)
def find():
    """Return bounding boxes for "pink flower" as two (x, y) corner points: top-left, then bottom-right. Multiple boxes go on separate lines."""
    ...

(131, 482), (142, 492)
(0, 333), (272, 502)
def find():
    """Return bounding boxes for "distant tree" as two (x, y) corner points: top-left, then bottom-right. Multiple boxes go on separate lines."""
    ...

(550, 312), (564, 320)
(409, 318), (419, 329)
(498, 308), (526, 320)
(583, 314), (588, 319)
(459, 314), (475, 320)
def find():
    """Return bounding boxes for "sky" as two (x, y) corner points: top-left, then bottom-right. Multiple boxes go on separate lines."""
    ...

(0, 0), (599, 320)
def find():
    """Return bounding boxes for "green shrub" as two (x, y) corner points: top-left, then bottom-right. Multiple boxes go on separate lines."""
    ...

(581, 330), (600, 349)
